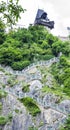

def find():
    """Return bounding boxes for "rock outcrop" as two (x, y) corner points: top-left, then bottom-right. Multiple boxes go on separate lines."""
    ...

(0, 58), (70, 130)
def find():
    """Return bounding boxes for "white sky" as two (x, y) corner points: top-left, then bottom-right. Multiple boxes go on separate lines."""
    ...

(3, 0), (70, 36)
(18, 0), (70, 36)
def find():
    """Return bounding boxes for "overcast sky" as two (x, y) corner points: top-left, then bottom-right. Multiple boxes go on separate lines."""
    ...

(18, 0), (70, 36)
(2, 0), (70, 36)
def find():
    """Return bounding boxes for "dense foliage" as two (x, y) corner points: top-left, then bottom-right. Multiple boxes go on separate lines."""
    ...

(0, 114), (12, 125)
(0, 116), (8, 125)
(0, 25), (70, 70)
(0, 25), (59, 70)
(20, 97), (41, 116)
(51, 54), (70, 97)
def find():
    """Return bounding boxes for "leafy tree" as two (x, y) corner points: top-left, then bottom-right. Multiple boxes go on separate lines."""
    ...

(28, 25), (48, 43)
(0, 0), (25, 28)
(41, 41), (50, 49)
(52, 40), (70, 56)
(0, 47), (23, 65)
(10, 28), (32, 44)
(11, 60), (30, 70)
(52, 40), (63, 56)
(62, 41), (70, 56)
(60, 55), (70, 67)
(0, 25), (69, 71)
(47, 33), (57, 46)
(0, 28), (6, 44)
(0, 20), (6, 44)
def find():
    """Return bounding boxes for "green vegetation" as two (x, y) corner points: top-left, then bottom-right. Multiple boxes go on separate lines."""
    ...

(15, 109), (19, 113)
(0, 116), (8, 125)
(28, 127), (38, 130)
(20, 97), (41, 116)
(7, 76), (18, 87)
(8, 113), (13, 122)
(60, 115), (70, 130)
(0, 67), (5, 72)
(0, 102), (2, 112)
(0, 0), (25, 29)
(0, 26), (59, 70)
(38, 63), (69, 99)
(50, 55), (70, 97)
(2, 84), (5, 88)
(39, 121), (44, 127)
(41, 85), (66, 102)
(22, 83), (30, 92)
(0, 25), (69, 71)
(0, 113), (12, 125)
(0, 90), (7, 99)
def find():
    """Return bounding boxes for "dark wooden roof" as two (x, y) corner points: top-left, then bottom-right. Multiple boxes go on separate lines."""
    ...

(34, 9), (54, 29)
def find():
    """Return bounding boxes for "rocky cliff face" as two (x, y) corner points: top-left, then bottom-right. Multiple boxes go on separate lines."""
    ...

(0, 94), (30, 130)
(0, 58), (70, 130)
